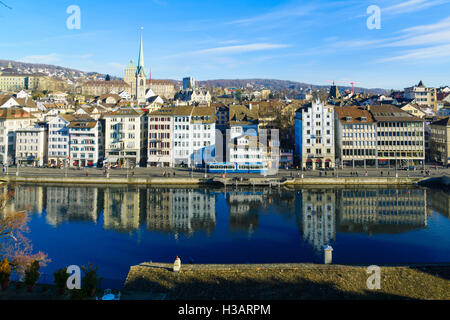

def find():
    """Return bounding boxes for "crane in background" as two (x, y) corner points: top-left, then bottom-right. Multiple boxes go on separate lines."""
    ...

(87, 74), (99, 81)
(326, 80), (361, 94)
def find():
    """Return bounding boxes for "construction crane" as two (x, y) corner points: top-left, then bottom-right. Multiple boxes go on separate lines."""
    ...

(87, 74), (99, 81)
(326, 80), (361, 94)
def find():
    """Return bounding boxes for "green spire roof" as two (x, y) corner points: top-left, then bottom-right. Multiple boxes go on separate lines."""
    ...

(136, 28), (145, 75)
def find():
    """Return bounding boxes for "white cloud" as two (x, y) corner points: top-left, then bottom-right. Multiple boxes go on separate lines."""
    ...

(20, 53), (60, 64)
(108, 62), (126, 70)
(378, 44), (450, 62)
(384, 0), (450, 14)
(193, 43), (291, 55)
(230, 4), (316, 25)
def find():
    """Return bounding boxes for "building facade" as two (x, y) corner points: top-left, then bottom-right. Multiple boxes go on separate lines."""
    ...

(148, 108), (174, 167)
(103, 108), (148, 167)
(429, 117), (450, 166)
(371, 105), (425, 168)
(335, 106), (377, 168)
(15, 123), (48, 167)
(69, 115), (104, 167)
(47, 114), (73, 167)
(296, 100), (335, 170)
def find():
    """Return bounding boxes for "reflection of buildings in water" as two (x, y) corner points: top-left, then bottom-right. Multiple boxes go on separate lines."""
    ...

(428, 190), (450, 219)
(46, 186), (98, 226)
(0, 184), (17, 217)
(103, 187), (140, 232)
(146, 188), (172, 232)
(227, 192), (262, 234)
(302, 190), (336, 252)
(13, 185), (45, 215)
(336, 189), (427, 233)
(171, 189), (216, 236)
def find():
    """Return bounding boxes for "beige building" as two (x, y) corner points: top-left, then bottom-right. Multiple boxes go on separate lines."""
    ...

(79, 80), (131, 97)
(429, 117), (450, 165)
(370, 105), (425, 168)
(400, 103), (427, 118)
(405, 81), (437, 111)
(0, 69), (66, 93)
(103, 108), (148, 167)
(335, 106), (377, 168)
(148, 80), (175, 99)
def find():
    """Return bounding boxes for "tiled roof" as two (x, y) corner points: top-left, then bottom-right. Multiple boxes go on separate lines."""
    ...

(369, 105), (423, 122)
(104, 108), (144, 117)
(335, 106), (375, 124)
(0, 107), (35, 120)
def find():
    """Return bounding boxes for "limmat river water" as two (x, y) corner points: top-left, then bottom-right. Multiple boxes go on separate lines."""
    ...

(3, 184), (450, 288)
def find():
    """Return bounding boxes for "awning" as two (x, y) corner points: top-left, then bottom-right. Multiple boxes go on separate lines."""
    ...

(325, 159), (332, 162)
(306, 159), (312, 162)
(315, 159), (322, 163)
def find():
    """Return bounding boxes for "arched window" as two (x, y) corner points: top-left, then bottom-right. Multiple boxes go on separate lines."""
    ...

(140, 79), (144, 86)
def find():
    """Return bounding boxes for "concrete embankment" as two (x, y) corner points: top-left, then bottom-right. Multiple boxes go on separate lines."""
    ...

(1, 175), (428, 187)
(124, 262), (450, 300)
(3, 176), (210, 186)
(283, 177), (424, 186)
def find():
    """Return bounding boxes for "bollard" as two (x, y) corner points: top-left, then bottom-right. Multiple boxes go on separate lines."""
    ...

(323, 245), (333, 265)
(173, 256), (181, 272)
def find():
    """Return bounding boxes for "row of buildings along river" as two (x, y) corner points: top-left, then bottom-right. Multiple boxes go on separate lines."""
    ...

(1, 184), (447, 251)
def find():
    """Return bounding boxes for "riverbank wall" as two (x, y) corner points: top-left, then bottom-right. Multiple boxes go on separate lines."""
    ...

(124, 262), (450, 300)
(1, 175), (427, 187)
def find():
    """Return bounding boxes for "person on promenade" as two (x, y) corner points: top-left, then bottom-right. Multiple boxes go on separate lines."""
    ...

(381, 171), (383, 176)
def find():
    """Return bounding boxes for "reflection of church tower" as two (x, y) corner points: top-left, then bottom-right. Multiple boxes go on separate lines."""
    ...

(136, 28), (146, 104)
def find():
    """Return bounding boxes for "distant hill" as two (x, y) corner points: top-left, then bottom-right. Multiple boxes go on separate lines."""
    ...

(0, 60), (387, 94)
(0, 60), (117, 81)
(197, 79), (388, 94)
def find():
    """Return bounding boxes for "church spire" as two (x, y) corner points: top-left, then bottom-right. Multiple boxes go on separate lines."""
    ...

(136, 27), (145, 76)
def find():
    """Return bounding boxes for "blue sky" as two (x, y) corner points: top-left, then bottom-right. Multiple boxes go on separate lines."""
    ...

(1, 0), (450, 89)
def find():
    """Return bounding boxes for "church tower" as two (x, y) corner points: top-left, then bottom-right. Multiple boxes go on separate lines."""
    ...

(136, 28), (147, 104)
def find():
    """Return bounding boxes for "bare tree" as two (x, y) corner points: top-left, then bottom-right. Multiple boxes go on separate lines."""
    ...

(0, 186), (49, 277)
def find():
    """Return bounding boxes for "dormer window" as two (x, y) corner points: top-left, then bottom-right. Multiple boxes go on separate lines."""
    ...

(361, 116), (367, 121)
(345, 116), (352, 122)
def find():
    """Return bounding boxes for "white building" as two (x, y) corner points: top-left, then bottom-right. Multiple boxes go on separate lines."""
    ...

(15, 123), (48, 167)
(47, 114), (73, 167)
(174, 89), (211, 105)
(297, 100), (335, 170)
(69, 115), (104, 167)
(0, 107), (36, 164)
(172, 106), (216, 167)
